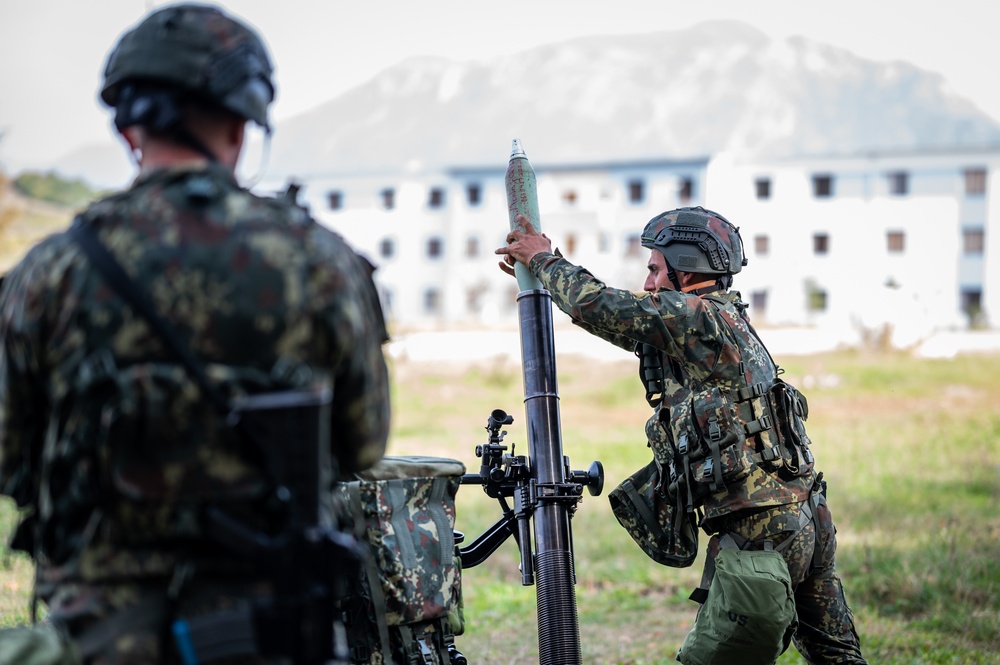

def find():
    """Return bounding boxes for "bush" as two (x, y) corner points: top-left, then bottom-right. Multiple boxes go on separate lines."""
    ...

(12, 170), (98, 209)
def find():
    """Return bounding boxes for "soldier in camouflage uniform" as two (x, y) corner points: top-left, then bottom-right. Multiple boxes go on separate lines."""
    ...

(0, 4), (389, 664)
(497, 209), (867, 664)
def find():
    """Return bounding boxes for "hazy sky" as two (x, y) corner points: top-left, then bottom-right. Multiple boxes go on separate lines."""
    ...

(1, 0), (998, 172)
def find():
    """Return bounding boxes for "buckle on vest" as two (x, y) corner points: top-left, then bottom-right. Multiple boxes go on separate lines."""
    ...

(744, 414), (772, 436)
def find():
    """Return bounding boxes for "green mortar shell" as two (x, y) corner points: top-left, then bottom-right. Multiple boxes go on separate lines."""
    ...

(505, 138), (544, 292)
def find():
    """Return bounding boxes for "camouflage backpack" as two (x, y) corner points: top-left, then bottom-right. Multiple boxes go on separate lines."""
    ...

(336, 456), (467, 664)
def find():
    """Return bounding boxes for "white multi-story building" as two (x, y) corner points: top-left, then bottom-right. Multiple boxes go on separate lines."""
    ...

(284, 146), (999, 345)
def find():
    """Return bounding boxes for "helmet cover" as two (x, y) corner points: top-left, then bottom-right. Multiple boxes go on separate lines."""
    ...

(100, 3), (274, 130)
(640, 206), (747, 276)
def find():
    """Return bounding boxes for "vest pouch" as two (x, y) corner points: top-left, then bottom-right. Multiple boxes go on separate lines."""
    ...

(608, 458), (698, 568)
(677, 547), (796, 665)
(338, 456), (466, 664)
(690, 386), (754, 491)
(229, 385), (334, 525)
(97, 362), (328, 543)
(769, 379), (815, 478)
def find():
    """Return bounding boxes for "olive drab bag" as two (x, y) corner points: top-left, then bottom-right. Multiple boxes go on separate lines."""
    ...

(0, 624), (80, 665)
(608, 458), (699, 568)
(336, 456), (466, 664)
(676, 540), (796, 665)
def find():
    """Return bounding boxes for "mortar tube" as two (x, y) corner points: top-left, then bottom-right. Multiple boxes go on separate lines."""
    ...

(516, 288), (581, 665)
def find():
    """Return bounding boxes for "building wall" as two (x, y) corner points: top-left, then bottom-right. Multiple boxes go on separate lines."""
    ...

(288, 147), (998, 343)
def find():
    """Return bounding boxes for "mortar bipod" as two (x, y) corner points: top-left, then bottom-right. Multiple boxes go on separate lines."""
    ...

(457, 408), (604, 580)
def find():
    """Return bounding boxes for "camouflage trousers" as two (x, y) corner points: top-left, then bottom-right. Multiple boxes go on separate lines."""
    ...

(698, 496), (868, 665)
(45, 579), (290, 665)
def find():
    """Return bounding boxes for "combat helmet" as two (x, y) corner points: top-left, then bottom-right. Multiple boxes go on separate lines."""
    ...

(100, 3), (275, 142)
(641, 206), (747, 288)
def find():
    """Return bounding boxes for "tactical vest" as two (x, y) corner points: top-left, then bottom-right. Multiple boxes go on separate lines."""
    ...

(638, 295), (815, 519)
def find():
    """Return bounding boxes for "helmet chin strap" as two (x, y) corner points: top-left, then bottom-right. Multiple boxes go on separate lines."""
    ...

(666, 262), (683, 291)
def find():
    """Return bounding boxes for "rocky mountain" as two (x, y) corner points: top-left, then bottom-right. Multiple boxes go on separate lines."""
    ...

(267, 20), (1000, 178)
(54, 20), (1000, 186)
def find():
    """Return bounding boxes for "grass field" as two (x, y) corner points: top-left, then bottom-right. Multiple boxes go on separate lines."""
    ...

(0, 323), (998, 660)
(384, 348), (1000, 664)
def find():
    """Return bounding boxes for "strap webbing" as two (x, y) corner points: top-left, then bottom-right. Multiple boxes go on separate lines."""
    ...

(349, 482), (392, 659)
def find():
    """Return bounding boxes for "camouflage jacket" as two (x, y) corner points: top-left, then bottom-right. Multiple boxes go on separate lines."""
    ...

(0, 164), (390, 584)
(528, 252), (815, 528)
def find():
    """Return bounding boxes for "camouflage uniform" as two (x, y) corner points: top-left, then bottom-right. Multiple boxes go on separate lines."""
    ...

(524, 249), (867, 664)
(0, 163), (391, 663)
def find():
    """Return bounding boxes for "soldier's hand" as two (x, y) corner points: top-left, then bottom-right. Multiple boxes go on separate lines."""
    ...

(496, 215), (552, 276)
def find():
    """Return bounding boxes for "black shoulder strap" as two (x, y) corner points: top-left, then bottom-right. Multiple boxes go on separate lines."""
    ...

(67, 215), (231, 417)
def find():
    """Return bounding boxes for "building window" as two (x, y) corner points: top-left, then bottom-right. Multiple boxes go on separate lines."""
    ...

(628, 179), (645, 204)
(625, 233), (642, 258)
(424, 288), (441, 314)
(563, 190), (578, 206)
(598, 232), (609, 253)
(466, 236), (479, 258)
(964, 168), (987, 196)
(886, 230), (905, 253)
(428, 188), (445, 208)
(963, 227), (985, 255)
(381, 188), (395, 210)
(754, 235), (769, 256)
(426, 237), (443, 259)
(679, 177), (693, 204)
(887, 171), (909, 196)
(961, 288), (984, 326)
(466, 183), (482, 206)
(465, 285), (485, 314)
(565, 233), (577, 255)
(328, 191), (343, 210)
(806, 283), (828, 312)
(812, 175), (833, 198)
(755, 178), (771, 200)
(379, 238), (395, 259)
(750, 290), (768, 314)
(813, 232), (829, 255)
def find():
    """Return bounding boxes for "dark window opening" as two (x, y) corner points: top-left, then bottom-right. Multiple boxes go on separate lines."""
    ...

(426, 237), (443, 259)
(565, 233), (577, 255)
(381, 188), (395, 210)
(807, 285), (828, 312)
(963, 228), (985, 255)
(813, 233), (829, 255)
(887, 230), (905, 253)
(887, 171), (909, 196)
(379, 238), (395, 259)
(812, 175), (833, 198)
(328, 191), (343, 210)
(679, 177), (693, 204)
(962, 288), (984, 327)
(428, 188), (445, 208)
(755, 178), (771, 200)
(628, 179), (645, 204)
(964, 168), (987, 196)
(467, 183), (482, 205)
(424, 288), (441, 314)
(754, 235), (769, 256)
(626, 233), (642, 258)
